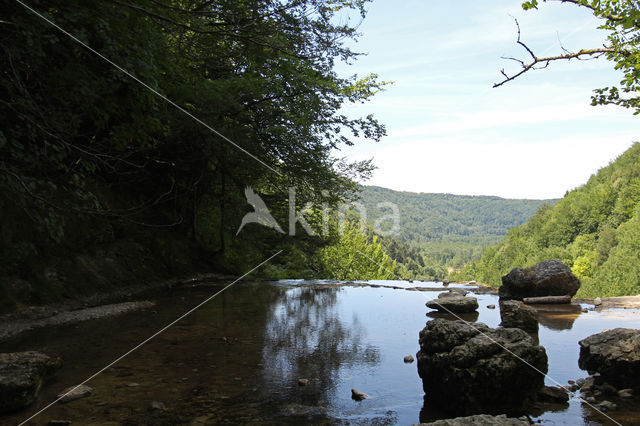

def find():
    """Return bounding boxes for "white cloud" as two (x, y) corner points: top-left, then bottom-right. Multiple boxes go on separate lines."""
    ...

(360, 133), (636, 199)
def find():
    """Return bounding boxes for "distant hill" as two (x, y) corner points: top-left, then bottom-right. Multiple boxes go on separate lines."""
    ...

(454, 143), (640, 298)
(356, 186), (556, 279)
(358, 186), (556, 246)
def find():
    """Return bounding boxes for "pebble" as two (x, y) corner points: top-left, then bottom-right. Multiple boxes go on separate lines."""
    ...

(351, 388), (368, 401)
(403, 355), (415, 363)
(618, 389), (633, 398)
(596, 400), (617, 412)
(487, 305), (496, 309)
(150, 401), (166, 411)
(298, 379), (309, 386)
(57, 384), (93, 403)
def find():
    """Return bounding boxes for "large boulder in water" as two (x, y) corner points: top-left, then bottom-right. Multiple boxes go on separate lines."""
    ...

(499, 300), (538, 333)
(578, 328), (640, 389)
(416, 319), (548, 416)
(499, 259), (580, 300)
(0, 351), (62, 413)
(426, 296), (478, 313)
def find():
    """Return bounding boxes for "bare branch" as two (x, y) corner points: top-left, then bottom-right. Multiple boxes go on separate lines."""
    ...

(494, 17), (615, 88)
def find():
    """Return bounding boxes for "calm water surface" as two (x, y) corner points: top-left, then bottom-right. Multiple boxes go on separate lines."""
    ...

(1, 280), (639, 425)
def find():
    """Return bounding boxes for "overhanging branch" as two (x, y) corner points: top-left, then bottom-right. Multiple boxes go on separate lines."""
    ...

(494, 17), (615, 88)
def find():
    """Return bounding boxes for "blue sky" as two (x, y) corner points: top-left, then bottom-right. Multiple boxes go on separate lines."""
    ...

(334, 0), (638, 199)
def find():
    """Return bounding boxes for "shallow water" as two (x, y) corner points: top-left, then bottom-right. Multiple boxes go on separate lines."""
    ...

(1, 280), (639, 425)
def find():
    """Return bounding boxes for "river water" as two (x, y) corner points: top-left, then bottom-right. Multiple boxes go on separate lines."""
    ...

(1, 280), (639, 425)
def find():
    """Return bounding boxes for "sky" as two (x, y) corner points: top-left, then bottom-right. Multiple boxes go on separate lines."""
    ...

(333, 0), (638, 199)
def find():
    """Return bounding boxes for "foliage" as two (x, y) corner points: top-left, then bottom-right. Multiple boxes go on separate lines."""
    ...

(316, 220), (397, 280)
(357, 186), (555, 279)
(521, 0), (640, 113)
(1, 1), (386, 278)
(454, 143), (640, 297)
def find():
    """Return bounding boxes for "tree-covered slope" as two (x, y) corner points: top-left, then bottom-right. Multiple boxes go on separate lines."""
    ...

(358, 186), (555, 245)
(455, 143), (640, 297)
(354, 186), (555, 279)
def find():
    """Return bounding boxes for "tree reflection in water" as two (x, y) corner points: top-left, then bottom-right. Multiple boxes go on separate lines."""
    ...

(259, 286), (380, 409)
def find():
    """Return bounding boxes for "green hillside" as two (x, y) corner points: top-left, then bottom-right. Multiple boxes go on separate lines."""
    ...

(454, 143), (640, 298)
(357, 186), (556, 278)
(359, 186), (555, 245)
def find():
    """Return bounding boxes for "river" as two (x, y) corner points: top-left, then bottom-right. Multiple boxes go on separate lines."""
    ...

(1, 280), (639, 425)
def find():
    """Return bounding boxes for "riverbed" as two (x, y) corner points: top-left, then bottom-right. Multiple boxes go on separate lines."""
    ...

(1, 280), (639, 425)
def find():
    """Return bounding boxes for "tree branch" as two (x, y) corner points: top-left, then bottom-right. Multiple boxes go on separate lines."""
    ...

(494, 17), (615, 88)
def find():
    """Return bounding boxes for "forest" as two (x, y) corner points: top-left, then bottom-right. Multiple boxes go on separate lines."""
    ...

(0, 0), (397, 311)
(357, 186), (555, 279)
(454, 143), (640, 298)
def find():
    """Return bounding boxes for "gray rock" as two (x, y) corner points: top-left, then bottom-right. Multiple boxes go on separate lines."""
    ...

(499, 259), (580, 300)
(597, 382), (618, 395)
(578, 328), (640, 389)
(57, 384), (92, 403)
(438, 289), (468, 298)
(404, 355), (415, 363)
(426, 296), (478, 314)
(581, 376), (595, 393)
(618, 388), (633, 398)
(487, 305), (496, 309)
(0, 351), (62, 413)
(595, 400), (617, 412)
(351, 388), (368, 401)
(499, 300), (538, 333)
(594, 297), (602, 306)
(298, 378), (309, 386)
(413, 414), (530, 425)
(537, 385), (570, 403)
(150, 400), (166, 411)
(417, 319), (548, 415)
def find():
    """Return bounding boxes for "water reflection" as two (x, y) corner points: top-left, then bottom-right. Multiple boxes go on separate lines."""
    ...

(259, 287), (380, 408)
(534, 304), (582, 330)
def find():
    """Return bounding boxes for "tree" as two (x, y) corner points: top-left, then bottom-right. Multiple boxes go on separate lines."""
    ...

(1, 1), (387, 273)
(496, 0), (640, 114)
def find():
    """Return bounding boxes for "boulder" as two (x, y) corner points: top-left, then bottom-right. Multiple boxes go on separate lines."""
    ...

(426, 296), (478, 314)
(499, 300), (538, 333)
(0, 351), (62, 413)
(438, 289), (468, 298)
(578, 328), (640, 389)
(414, 414), (530, 425)
(537, 385), (570, 403)
(499, 259), (580, 300)
(404, 355), (415, 363)
(417, 319), (548, 415)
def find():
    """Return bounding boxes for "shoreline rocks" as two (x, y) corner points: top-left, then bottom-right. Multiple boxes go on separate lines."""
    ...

(414, 414), (530, 425)
(499, 301), (538, 333)
(578, 328), (640, 389)
(417, 319), (548, 416)
(0, 351), (62, 413)
(499, 259), (580, 301)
